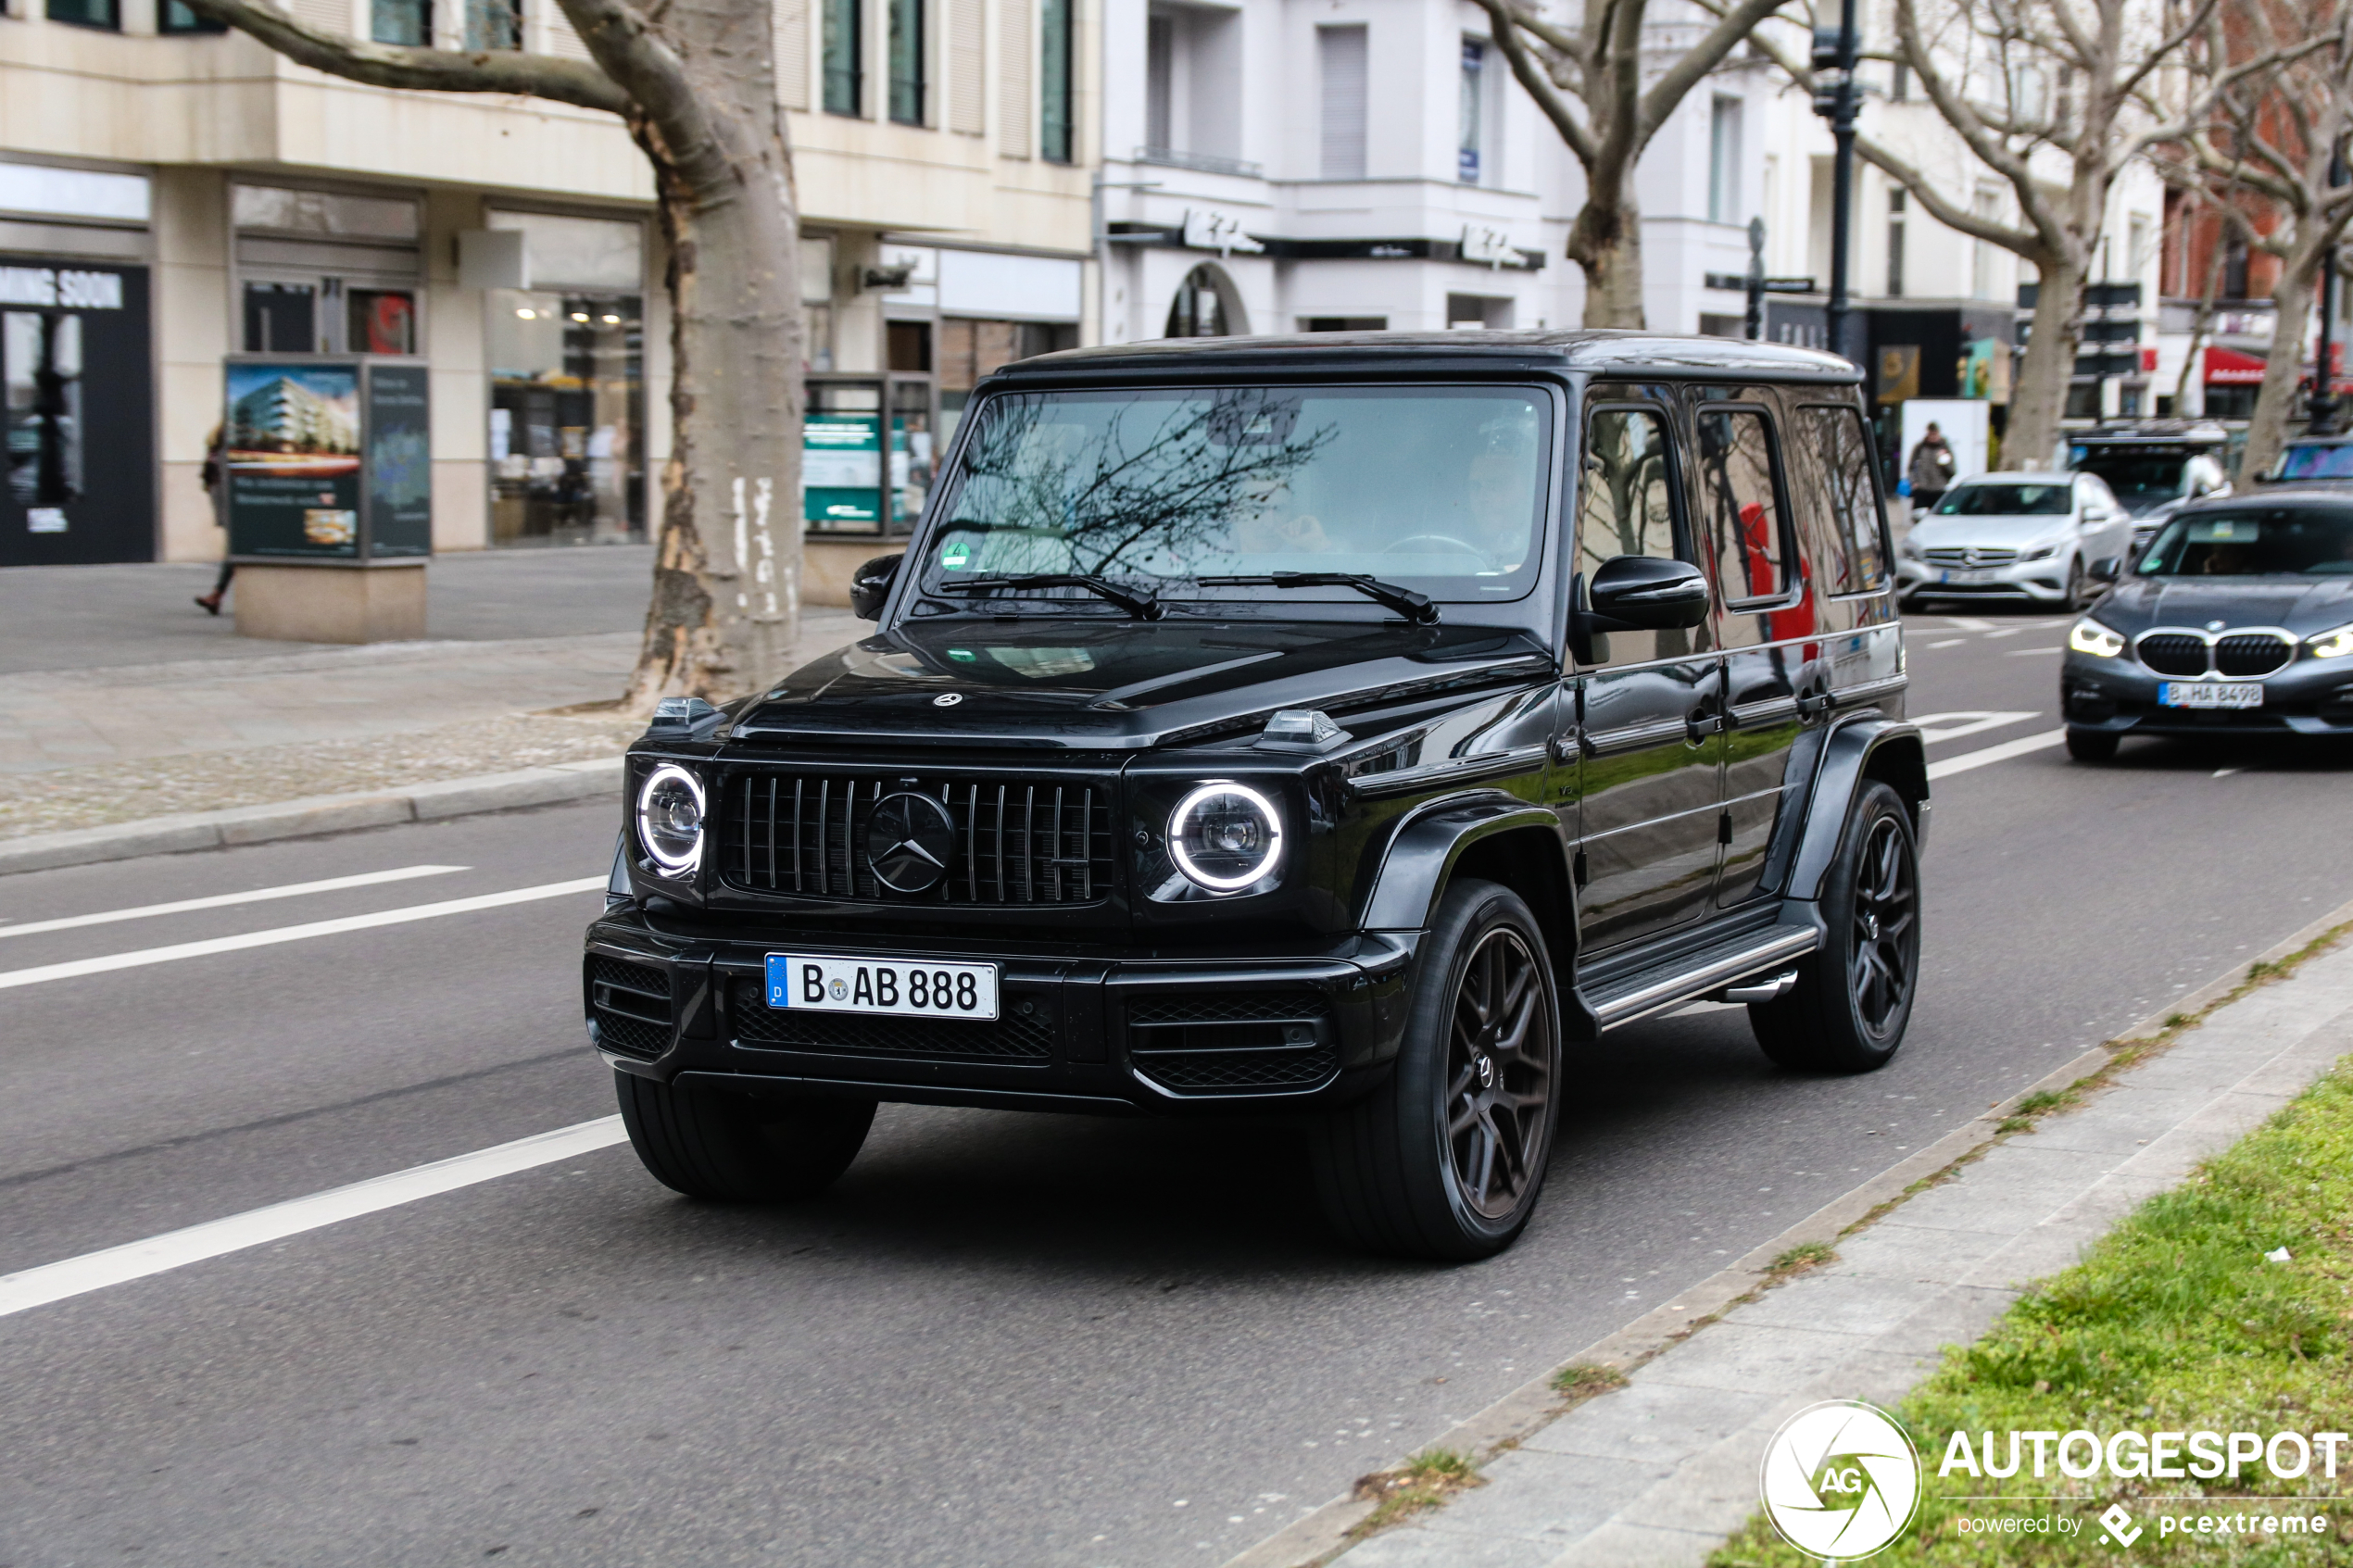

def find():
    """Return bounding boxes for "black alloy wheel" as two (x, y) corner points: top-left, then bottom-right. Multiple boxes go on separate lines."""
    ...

(1752, 781), (1920, 1073)
(1444, 925), (1554, 1221)
(1312, 879), (1563, 1260)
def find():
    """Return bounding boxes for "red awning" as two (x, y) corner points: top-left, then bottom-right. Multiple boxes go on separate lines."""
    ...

(2205, 345), (2269, 384)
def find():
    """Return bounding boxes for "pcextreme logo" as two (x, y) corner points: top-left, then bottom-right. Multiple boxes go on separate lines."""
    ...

(1759, 1400), (1924, 1561)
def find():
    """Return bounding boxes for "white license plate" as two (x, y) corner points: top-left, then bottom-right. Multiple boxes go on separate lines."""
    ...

(2158, 682), (2264, 709)
(764, 953), (1000, 1020)
(1938, 569), (1999, 584)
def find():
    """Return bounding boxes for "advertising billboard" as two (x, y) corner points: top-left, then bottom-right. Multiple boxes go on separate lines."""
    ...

(225, 358), (429, 560)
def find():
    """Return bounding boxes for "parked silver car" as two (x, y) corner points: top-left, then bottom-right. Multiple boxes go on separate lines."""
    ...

(1896, 470), (2133, 610)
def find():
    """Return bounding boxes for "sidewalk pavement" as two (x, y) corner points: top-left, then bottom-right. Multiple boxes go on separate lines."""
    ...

(1242, 910), (2353, 1568)
(0, 550), (862, 861)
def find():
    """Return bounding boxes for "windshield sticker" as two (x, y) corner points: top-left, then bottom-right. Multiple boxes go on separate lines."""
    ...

(940, 539), (973, 571)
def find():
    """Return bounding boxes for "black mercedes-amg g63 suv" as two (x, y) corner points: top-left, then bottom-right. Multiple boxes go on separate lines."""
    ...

(585, 331), (1925, 1260)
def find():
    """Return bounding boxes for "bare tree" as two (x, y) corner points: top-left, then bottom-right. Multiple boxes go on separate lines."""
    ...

(1473, 0), (1793, 327)
(1737, 0), (2251, 469)
(185, 0), (805, 711)
(2160, 0), (2353, 476)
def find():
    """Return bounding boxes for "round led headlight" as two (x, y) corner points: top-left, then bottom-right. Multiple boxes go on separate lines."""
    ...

(1168, 782), (1284, 894)
(636, 764), (706, 876)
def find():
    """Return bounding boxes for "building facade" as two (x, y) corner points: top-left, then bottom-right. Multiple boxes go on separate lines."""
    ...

(0, 0), (1099, 571)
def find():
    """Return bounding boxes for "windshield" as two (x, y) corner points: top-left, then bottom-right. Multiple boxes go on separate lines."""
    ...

(2073, 455), (2187, 508)
(2138, 508), (2353, 576)
(913, 385), (1551, 611)
(1933, 483), (2073, 517)
(2277, 444), (2353, 480)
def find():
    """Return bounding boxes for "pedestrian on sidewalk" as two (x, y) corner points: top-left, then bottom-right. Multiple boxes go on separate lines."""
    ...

(1906, 421), (1957, 512)
(195, 424), (233, 616)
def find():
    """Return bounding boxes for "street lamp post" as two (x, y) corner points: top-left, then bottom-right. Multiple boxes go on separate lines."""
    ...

(1745, 217), (1768, 340)
(1813, 0), (1861, 364)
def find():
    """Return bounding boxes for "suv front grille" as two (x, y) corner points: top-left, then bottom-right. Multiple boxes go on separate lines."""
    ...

(720, 771), (1114, 906)
(731, 978), (1054, 1061)
(2136, 633), (2208, 676)
(589, 955), (672, 1060)
(2217, 634), (2292, 676)
(1126, 991), (1337, 1097)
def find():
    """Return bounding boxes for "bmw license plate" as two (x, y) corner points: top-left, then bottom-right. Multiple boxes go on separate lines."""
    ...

(1938, 569), (1998, 584)
(764, 953), (1000, 1020)
(2158, 682), (2264, 709)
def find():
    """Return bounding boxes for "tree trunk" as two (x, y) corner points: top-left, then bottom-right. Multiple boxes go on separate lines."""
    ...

(1571, 198), (1647, 329)
(2242, 263), (2316, 481)
(612, 0), (806, 712)
(2007, 256), (2084, 470)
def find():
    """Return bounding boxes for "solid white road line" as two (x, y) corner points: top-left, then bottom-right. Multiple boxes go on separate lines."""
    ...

(0, 865), (471, 942)
(1925, 728), (2067, 779)
(0, 876), (606, 992)
(1910, 710), (2040, 745)
(2005, 646), (2064, 656)
(0, 1117), (627, 1319)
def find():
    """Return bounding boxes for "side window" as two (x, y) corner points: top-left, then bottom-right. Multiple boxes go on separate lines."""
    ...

(1577, 406), (1678, 576)
(1692, 407), (1788, 605)
(1799, 405), (1889, 594)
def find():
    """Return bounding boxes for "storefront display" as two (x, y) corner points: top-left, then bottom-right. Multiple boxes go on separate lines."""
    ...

(223, 357), (429, 560)
(1, 258), (153, 566)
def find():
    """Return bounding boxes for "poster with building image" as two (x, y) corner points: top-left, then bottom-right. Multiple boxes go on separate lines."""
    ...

(364, 362), (432, 556)
(225, 360), (361, 558)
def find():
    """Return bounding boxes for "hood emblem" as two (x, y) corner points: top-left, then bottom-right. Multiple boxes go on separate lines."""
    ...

(2206, 620), (2227, 632)
(933, 692), (963, 707)
(866, 792), (958, 893)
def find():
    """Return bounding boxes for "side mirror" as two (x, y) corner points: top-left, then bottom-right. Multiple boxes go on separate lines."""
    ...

(1585, 555), (1711, 632)
(849, 552), (903, 620)
(2089, 557), (2120, 583)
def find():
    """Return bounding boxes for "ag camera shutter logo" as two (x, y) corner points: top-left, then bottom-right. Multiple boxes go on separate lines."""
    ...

(1759, 1400), (1923, 1560)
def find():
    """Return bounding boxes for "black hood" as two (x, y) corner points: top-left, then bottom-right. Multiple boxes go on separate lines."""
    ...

(726, 617), (1555, 751)
(2093, 573), (2353, 634)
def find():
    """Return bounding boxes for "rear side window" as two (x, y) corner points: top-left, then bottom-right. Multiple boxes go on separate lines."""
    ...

(1798, 405), (1888, 593)
(1576, 407), (1679, 574)
(1693, 408), (1788, 604)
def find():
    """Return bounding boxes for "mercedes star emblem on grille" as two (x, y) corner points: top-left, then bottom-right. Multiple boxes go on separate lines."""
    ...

(866, 792), (958, 893)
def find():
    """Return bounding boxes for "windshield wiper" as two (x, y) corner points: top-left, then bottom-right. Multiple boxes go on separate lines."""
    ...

(933, 573), (1164, 620)
(1194, 572), (1440, 624)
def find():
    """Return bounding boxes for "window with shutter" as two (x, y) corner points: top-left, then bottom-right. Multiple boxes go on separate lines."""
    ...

(1319, 26), (1367, 180)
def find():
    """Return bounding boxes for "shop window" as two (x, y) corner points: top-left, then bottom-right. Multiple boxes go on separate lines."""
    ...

(5, 311), (84, 508)
(465, 0), (521, 51)
(46, 0), (119, 29)
(891, 382), (934, 528)
(805, 383), (884, 531)
(233, 184), (421, 241)
(159, 1), (229, 32)
(1302, 317), (1387, 332)
(487, 292), (646, 546)
(348, 289), (418, 355)
(887, 321), (931, 373)
(371, 0), (431, 44)
(1167, 265), (1239, 337)
(1039, 0), (1074, 163)
(888, 0), (925, 124)
(824, 0), (862, 115)
(244, 283), (319, 354)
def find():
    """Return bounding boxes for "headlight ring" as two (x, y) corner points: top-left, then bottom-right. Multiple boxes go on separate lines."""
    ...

(2068, 619), (2126, 659)
(636, 764), (706, 875)
(1167, 782), (1285, 894)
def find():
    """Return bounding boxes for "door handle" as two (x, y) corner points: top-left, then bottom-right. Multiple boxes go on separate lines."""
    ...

(1553, 729), (1597, 761)
(1686, 710), (1725, 745)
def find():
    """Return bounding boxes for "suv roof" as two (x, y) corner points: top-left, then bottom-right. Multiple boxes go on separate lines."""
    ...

(2071, 420), (2231, 447)
(994, 330), (1861, 384)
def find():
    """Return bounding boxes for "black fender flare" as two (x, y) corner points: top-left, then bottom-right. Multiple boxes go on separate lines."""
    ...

(1784, 717), (1929, 904)
(1359, 793), (1572, 934)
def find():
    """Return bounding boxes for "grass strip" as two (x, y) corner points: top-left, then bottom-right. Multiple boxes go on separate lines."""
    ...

(1712, 1060), (2353, 1565)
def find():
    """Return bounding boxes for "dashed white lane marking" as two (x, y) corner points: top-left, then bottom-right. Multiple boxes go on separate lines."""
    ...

(1912, 710), (2039, 745)
(0, 866), (471, 942)
(0, 1118), (627, 1319)
(1928, 638), (1966, 648)
(1943, 616), (1996, 632)
(1925, 729), (2068, 779)
(0, 877), (606, 992)
(1982, 627), (2029, 639)
(2005, 646), (2064, 655)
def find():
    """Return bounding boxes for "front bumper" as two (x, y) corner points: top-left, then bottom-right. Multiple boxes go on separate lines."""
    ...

(584, 909), (1419, 1113)
(1896, 555), (2074, 602)
(2060, 652), (2353, 736)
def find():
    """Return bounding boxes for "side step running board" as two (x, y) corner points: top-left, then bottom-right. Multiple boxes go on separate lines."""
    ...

(1582, 925), (1819, 1032)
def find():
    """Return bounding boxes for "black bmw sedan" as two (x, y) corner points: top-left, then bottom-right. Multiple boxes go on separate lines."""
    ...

(2061, 488), (2353, 759)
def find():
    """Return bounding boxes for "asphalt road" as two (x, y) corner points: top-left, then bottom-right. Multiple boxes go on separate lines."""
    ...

(4, 611), (2351, 1567)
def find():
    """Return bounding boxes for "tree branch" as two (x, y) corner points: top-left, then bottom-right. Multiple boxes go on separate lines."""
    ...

(178, 0), (629, 115)
(1636, 0), (1790, 142)
(1476, 0), (1601, 165)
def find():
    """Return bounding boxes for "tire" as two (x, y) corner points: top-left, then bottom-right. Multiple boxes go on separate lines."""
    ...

(1751, 782), (1919, 1074)
(2065, 727), (2120, 762)
(615, 1071), (875, 1202)
(1311, 880), (1563, 1261)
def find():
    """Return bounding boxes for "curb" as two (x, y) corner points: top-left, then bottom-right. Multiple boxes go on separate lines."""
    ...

(0, 758), (624, 878)
(1225, 890), (2353, 1568)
